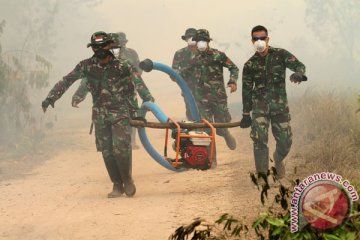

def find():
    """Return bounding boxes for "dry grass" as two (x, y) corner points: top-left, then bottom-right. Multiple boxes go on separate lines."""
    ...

(290, 90), (360, 183)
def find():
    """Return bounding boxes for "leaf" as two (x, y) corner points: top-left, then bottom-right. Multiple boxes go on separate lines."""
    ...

(323, 233), (342, 240)
(266, 218), (285, 227)
(281, 198), (289, 210)
(345, 232), (356, 240)
(271, 227), (283, 236)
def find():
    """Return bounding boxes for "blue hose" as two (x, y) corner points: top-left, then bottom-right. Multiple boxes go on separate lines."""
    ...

(137, 59), (200, 171)
(137, 102), (178, 171)
(152, 62), (201, 121)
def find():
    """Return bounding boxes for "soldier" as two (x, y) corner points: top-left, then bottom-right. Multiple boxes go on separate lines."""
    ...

(42, 31), (151, 198)
(192, 29), (238, 151)
(72, 32), (154, 150)
(172, 28), (197, 120)
(240, 25), (307, 179)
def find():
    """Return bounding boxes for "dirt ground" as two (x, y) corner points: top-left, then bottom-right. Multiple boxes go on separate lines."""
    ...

(0, 106), (278, 240)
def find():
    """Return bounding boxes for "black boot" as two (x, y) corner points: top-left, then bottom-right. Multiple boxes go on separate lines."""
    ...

(107, 182), (124, 198)
(223, 130), (236, 150)
(116, 153), (136, 197)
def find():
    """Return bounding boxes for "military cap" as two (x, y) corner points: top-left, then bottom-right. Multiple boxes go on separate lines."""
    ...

(87, 31), (114, 48)
(181, 28), (197, 40)
(193, 29), (212, 42)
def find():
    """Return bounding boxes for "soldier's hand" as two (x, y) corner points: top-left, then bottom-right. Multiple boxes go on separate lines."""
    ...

(239, 114), (252, 128)
(227, 83), (237, 93)
(42, 98), (54, 113)
(290, 72), (307, 84)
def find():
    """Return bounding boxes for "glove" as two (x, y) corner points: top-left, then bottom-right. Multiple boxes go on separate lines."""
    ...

(143, 96), (155, 103)
(239, 114), (252, 128)
(42, 98), (54, 112)
(290, 72), (307, 82)
(131, 116), (147, 123)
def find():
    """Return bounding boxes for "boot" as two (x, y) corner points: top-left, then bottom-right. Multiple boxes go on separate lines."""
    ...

(273, 152), (286, 179)
(116, 154), (136, 197)
(254, 148), (269, 175)
(223, 132), (236, 150)
(107, 182), (124, 198)
(210, 144), (217, 169)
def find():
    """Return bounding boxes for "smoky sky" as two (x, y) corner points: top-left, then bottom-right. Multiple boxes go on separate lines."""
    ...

(0, 0), (359, 113)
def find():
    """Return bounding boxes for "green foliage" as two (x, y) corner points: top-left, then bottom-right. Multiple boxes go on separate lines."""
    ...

(169, 170), (360, 239)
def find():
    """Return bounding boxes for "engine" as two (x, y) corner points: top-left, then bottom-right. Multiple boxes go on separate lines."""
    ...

(171, 128), (212, 170)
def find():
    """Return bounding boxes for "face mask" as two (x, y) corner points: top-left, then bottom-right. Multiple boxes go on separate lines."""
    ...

(187, 37), (196, 46)
(112, 48), (120, 56)
(94, 48), (111, 60)
(253, 40), (267, 53)
(197, 41), (208, 51)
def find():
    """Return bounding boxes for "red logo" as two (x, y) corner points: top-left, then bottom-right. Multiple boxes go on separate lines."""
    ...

(301, 182), (350, 230)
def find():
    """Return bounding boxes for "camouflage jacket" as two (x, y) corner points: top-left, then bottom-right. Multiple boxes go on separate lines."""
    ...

(242, 46), (306, 113)
(172, 46), (197, 90)
(45, 56), (138, 123)
(191, 47), (239, 102)
(72, 47), (153, 108)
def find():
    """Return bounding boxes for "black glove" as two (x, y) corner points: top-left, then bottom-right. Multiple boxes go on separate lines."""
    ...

(239, 114), (252, 128)
(290, 72), (307, 82)
(42, 98), (54, 112)
(131, 116), (147, 123)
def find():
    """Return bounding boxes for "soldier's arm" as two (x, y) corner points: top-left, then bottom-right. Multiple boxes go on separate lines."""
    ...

(131, 49), (143, 75)
(45, 63), (84, 104)
(283, 49), (306, 75)
(72, 78), (89, 106)
(221, 53), (239, 84)
(242, 62), (254, 113)
(131, 68), (154, 102)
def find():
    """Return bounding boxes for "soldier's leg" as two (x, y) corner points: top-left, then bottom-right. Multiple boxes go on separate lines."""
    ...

(213, 102), (236, 150)
(271, 113), (292, 178)
(111, 118), (135, 197)
(251, 113), (270, 175)
(94, 122), (124, 197)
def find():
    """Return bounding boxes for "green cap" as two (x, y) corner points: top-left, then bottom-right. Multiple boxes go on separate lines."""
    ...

(193, 29), (212, 42)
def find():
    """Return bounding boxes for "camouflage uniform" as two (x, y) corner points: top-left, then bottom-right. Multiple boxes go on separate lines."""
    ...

(242, 46), (306, 173)
(192, 48), (239, 137)
(172, 46), (197, 120)
(72, 33), (153, 149)
(44, 53), (143, 196)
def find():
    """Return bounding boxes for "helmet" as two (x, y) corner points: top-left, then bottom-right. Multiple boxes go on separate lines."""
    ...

(87, 31), (114, 48)
(181, 28), (197, 40)
(110, 32), (128, 47)
(193, 29), (212, 42)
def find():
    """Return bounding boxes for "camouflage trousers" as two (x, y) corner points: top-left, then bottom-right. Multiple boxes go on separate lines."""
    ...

(197, 99), (232, 136)
(94, 118), (132, 184)
(250, 99), (293, 173)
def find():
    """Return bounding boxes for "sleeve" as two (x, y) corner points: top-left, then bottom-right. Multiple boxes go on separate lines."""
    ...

(242, 62), (254, 113)
(46, 62), (84, 103)
(72, 78), (89, 104)
(131, 50), (142, 75)
(282, 49), (306, 75)
(127, 61), (154, 102)
(221, 52), (239, 84)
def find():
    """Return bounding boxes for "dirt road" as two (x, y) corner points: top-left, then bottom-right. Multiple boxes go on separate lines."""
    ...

(0, 118), (265, 240)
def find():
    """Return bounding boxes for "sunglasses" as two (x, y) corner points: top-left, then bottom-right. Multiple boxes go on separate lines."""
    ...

(252, 36), (267, 41)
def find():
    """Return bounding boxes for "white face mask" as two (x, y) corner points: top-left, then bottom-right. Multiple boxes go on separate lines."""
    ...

(253, 40), (267, 53)
(197, 41), (208, 51)
(187, 37), (196, 46)
(112, 48), (120, 56)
